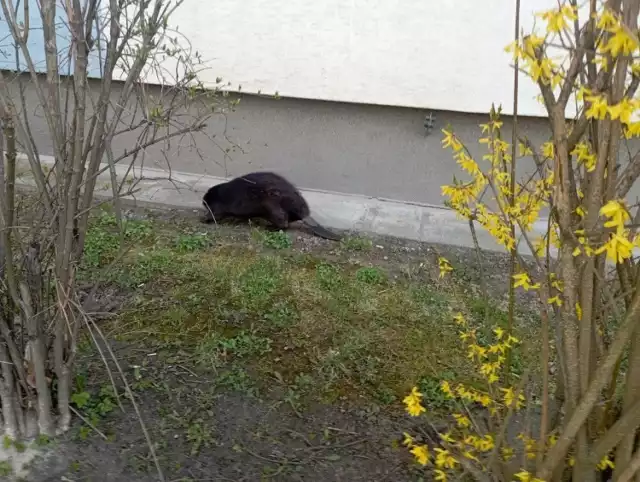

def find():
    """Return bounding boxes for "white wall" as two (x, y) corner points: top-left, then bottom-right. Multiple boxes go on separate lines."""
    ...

(166, 0), (572, 118)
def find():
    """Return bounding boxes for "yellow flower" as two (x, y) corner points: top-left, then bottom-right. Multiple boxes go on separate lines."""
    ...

(453, 414), (470, 428)
(600, 200), (630, 231)
(439, 431), (455, 444)
(551, 72), (563, 88)
(513, 273), (540, 291)
(434, 448), (459, 469)
(478, 393), (492, 407)
(514, 470), (545, 482)
(523, 35), (544, 57)
(608, 98), (635, 125)
(597, 9), (618, 30)
(462, 450), (479, 462)
(594, 54), (609, 72)
(442, 129), (463, 152)
(467, 344), (487, 361)
(597, 455), (615, 471)
(519, 142), (533, 157)
(488, 343), (504, 355)
(402, 432), (414, 447)
(502, 446), (515, 461)
(455, 151), (482, 177)
(438, 257), (453, 278)
(481, 362), (500, 383)
(537, 6), (575, 33)
(542, 141), (554, 158)
(595, 232), (634, 264)
(410, 444), (430, 466)
(434, 469), (448, 481)
(548, 295), (562, 307)
(529, 58), (554, 84)
(533, 236), (546, 257)
(453, 313), (466, 326)
(514, 471), (531, 482)
(403, 387), (426, 417)
(505, 40), (523, 60)
(464, 435), (478, 446)
(625, 122), (640, 139)
(501, 387), (525, 409)
(440, 381), (453, 398)
(571, 142), (597, 172)
(585, 95), (609, 120)
(477, 434), (495, 452)
(601, 25), (639, 57)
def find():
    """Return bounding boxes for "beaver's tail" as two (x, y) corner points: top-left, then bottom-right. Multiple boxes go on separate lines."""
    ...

(302, 216), (342, 241)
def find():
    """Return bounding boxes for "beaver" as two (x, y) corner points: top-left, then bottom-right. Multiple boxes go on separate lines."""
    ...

(201, 171), (342, 241)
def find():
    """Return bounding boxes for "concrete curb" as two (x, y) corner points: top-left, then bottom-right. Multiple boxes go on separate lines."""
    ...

(14, 154), (549, 255)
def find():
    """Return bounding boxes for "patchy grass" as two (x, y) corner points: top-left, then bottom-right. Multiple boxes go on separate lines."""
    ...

(355, 266), (387, 285)
(78, 207), (539, 409)
(62, 206), (542, 481)
(340, 235), (374, 252)
(256, 229), (293, 250)
(173, 231), (214, 252)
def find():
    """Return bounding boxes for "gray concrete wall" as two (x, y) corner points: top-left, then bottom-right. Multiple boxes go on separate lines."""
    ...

(6, 72), (640, 208)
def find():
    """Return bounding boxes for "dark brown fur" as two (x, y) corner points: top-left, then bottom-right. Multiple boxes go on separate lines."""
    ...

(201, 171), (341, 241)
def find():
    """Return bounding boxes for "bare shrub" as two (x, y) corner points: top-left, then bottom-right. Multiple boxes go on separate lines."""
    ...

(0, 0), (225, 468)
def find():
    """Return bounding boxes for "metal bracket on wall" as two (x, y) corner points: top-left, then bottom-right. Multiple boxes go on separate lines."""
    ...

(424, 111), (436, 136)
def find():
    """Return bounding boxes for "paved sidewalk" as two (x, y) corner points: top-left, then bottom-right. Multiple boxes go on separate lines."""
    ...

(15, 154), (550, 255)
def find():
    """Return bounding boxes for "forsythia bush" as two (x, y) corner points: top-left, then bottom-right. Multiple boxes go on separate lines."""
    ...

(401, 1), (640, 481)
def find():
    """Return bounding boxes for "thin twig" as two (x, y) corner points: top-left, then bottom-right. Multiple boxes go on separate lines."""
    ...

(69, 405), (108, 440)
(87, 316), (166, 481)
(506, 0), (521, 385)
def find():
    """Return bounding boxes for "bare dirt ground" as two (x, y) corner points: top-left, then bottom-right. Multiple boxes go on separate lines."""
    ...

(34, 206), (539, 482)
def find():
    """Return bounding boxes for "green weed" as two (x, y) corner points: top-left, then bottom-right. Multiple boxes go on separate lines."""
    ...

(124, 219), (153, 240)
(355, 266), (386, 285)
(71, 374), (117, 439)
(113, 249), (178, 288)
(417, 371), (457, 410)
(185, 419), (217, 456)
(236, 257), (284, 310)
(260, 230), (292, 250)
(340, 235), (373, 252)
(315, 262), (343, 291)
(215, 365), (257, 395)
(0, 461), (12, 477)
(195, 330), (272, 369)
(82, 228), (119, 269)
(263, 301), (298, 328)
(174, 232), (213, 252)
